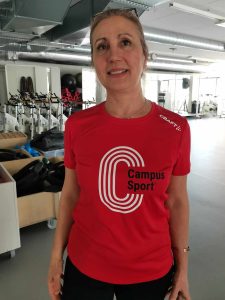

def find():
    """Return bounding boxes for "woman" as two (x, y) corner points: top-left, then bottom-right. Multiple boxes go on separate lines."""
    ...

(48, 9), (191, 300)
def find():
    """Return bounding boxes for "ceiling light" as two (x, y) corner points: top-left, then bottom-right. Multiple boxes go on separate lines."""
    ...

(153, 55), (195, 64)
(111, 0), (152, 10)
(147, 60), (208, 72)
(81, 29), (90, 46)
(38, 52), (92, 62)
(144, 29), (225, 51)
(169, 2), (225, 20)
(215, 20), (225, 27)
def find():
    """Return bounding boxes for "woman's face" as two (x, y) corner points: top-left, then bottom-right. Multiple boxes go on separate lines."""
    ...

(92, 16), (147, 93)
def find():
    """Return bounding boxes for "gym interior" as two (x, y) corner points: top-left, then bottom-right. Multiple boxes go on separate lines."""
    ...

(0, 1), (225, 299)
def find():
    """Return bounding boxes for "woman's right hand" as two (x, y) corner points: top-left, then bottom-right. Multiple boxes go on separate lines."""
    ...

(48, 257), (64, 300)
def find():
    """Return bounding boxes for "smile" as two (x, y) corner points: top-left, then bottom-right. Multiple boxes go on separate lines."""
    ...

(107, 69), (128, 75)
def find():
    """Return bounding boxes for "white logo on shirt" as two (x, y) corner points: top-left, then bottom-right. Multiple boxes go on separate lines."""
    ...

(159, 114), (181, 131)
(98, 146), (145, 214)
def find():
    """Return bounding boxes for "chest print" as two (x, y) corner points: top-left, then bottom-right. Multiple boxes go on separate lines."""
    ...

(98, 146), (165, 214)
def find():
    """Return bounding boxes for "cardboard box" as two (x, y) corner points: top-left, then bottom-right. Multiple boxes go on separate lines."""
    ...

(0, 163), (21, 254)
(2, 156), (42, 175)
(18, 192), (56, 228)
(2, 156), (63, 228)
(0, 132), (27, 149)
(0, 149), (32, 164)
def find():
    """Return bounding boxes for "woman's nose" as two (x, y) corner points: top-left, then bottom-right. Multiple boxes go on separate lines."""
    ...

(108, 44), (122, 63)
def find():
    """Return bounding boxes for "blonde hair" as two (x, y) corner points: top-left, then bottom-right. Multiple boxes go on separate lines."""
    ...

(90, 8), (149, 60)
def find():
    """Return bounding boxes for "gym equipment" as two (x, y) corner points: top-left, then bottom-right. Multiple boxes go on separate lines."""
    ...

(61, 74), (77, 93)
(5, 91), (67, 137)
(191, 101), (200, 113)
(182, 78), (190, 89)
(158, 92), (166, 107)
(27, 76), (34, 94)
(61, 87), (81, 102)
(0, 105), (19, 132)
(20, 76), (27, 96)
(75, 72), (82, 88)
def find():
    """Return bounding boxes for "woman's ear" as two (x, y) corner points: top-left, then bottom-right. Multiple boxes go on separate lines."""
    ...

(143, 58), (148, 71)
(91, 53), (94, 68)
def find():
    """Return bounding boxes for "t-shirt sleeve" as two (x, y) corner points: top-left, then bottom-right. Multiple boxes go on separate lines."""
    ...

(172, 120), (191, 176)
(64, 118), (76, 169)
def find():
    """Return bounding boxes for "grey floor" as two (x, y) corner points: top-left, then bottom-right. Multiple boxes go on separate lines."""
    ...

(0, 117), (225, 300)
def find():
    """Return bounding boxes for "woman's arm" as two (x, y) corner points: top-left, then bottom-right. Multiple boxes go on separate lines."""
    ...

(48, 167), (80, 300)
(166, 175), (191, 300)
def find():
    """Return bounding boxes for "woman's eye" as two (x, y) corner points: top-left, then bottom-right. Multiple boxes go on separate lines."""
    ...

(121, 39), (131, 47)
(96, 43), (108, 53)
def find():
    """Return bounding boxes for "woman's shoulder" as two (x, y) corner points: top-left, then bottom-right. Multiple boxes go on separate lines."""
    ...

(153, 102), (189, 131)
(155, 103), (187, 124)
(66, 102), (104, 123)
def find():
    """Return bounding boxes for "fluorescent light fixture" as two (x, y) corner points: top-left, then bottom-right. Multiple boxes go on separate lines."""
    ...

(147, 60), (208, 72)
(154, 55), (194, 64)
(215, 20), (225, 27)
(144, 30), (225, 51)
(81, 29), (90, 46)
(170, 2), (225, 20)
(111, 0), (152, 10)
(38, 52), (92, 62)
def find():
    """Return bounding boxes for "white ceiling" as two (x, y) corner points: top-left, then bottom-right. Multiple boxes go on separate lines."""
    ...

(140, 0), (225, 62)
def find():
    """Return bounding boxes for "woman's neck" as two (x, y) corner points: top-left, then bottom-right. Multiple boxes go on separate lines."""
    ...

(105, 91), (151, 119)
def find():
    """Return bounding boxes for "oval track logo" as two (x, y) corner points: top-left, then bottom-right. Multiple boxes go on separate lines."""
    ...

(98, 146), (145, 214)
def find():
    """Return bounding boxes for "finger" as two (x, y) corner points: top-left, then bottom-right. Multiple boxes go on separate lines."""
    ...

(52, 273), (63, 285)
(177, 291), (188, 300)
(53, 282), (61, 295)
(168, 288), (179, 300)
(49, 289), (61, 300)
(50, 294), (61, 300)
(179, 293), (191, 300)
(48, 279), (61, 297)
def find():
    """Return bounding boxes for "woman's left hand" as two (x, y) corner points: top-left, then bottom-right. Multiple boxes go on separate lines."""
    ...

(166, 270), (191, 300)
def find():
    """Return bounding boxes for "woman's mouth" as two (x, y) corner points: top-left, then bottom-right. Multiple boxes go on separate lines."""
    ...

(107, 69), (128, 75)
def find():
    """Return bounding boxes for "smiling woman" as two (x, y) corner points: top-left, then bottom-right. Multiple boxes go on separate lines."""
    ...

(48, 8), (191, 300)
(90, 12), (148, 111)
(90, 9), (148, 59)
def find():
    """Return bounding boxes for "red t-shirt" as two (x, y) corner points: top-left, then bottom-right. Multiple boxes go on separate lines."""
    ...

(64, 101), (191, 284)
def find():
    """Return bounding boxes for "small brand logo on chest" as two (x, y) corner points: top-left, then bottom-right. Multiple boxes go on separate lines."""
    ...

(159, 114), (181, 131)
